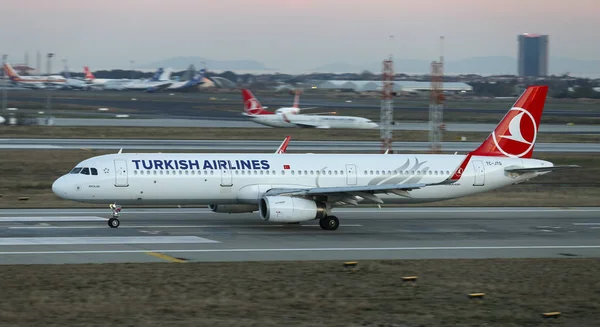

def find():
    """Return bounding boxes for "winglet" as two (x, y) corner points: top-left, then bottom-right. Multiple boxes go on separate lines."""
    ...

(275, 136), (291, 154)
(118, 148), (123, 154)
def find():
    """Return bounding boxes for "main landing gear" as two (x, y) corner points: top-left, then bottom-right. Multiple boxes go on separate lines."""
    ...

(319, 216), (339, 231)
(108, 203), (121, 228)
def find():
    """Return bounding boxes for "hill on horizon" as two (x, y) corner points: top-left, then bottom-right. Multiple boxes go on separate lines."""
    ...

(141, 56), (600, 77)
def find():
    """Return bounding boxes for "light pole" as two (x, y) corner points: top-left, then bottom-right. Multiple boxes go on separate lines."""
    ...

(2, 54), (7, 119)
(46, 53), (54, 125)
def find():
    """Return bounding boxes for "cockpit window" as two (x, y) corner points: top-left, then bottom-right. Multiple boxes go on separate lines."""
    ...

(70, 167), (82, 174)
(91, 168), (98, 175)
(81, 168), (90, 175)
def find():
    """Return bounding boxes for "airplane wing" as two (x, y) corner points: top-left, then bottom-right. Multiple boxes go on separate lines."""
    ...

(292, 122), (330, 129)
(504, 165), (580, 174)
(275, 136), (291, 154)
(264, 182), (430, 205)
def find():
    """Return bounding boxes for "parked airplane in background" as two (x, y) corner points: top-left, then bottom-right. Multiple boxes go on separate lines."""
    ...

(124, 68), (173, 91)
(2, 63), (64, 88)
(160, 69), (206, 92)
(84, 66), (126, 85)
(241, 89), (378, 129)
(52, 86), (578, 230)
(59, 64), (89, 90)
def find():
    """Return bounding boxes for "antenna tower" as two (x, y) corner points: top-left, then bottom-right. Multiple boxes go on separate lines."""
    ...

(380, 35), (394, 153)
(429, 36), (445, 153)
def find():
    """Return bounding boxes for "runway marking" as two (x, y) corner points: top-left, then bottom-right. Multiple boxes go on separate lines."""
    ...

(0, 236), (219, 245)
(146, 252), (187, 263)
(7, 224), (363, 229)
(0, 216), (106, 222)
(573, 223), (600, 226)
(1, 245), (600, 255)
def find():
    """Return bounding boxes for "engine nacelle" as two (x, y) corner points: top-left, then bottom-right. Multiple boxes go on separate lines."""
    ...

(259, 196), (326, 223)
(208, 204), (258, 214)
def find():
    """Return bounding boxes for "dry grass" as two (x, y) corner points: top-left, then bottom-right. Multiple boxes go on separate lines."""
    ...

(1, 125), (599, 143)
(0, 259), (599, 326)
(0, 150), (595, 208)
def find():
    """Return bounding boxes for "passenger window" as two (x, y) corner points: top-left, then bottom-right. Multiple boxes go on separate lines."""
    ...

(81, 168), (90, 175)
(70, 167), (82, 174)
(91, 168), (98, 175)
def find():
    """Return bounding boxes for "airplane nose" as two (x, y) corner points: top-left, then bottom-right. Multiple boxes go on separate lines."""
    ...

(52, 176), (69, 199)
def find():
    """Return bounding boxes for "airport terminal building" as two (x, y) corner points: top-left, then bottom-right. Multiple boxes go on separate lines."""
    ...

(312, 80), (473, 95)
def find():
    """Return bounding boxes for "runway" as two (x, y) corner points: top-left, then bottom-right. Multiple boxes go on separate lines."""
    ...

(2, 138), (600, 153)
(49, 117), (600, 133)
(0, 207), (599, 264)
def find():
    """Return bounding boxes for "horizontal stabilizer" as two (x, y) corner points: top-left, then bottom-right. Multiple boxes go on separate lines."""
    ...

(504, 165), (581, 174)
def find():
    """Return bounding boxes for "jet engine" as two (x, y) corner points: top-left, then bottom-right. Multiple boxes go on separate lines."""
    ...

(208, 204), (258, 214)
(259, 196), (326, 223)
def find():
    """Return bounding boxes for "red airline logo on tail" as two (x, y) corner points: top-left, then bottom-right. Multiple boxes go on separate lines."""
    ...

(472, 85), (547, 159)
(241, 89), (273, 115)
(84, 66), (95, 80)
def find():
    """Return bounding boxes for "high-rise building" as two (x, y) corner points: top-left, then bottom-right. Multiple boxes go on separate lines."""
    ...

(518, 33), (549, 77)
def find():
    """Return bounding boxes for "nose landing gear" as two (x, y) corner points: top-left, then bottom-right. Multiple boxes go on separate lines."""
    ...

(108, 203), (121, 228)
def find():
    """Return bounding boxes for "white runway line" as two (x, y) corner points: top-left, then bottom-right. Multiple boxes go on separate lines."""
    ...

(0, 236), (219, 245)
(573, 223), (600, 226)
(0, 216), (107, 222)
(7, 224), (363, 229)
(1, 245), (600, 255)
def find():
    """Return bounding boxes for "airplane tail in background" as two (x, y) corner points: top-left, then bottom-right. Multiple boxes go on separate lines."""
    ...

(150, 68), (164, 81)
(471, 85), (548, 159)
(83, 66), (95, 81)
(192, 69), (206, 82)
(3, 63), (20, 81)
(292, 89), (301, 108)
(158, 68), (171, 81)
(241, 89), (271, 115)
(63, 63), (71, 79)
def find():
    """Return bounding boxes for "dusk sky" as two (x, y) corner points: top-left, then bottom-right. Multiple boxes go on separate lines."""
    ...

(1, 0), (598, 72)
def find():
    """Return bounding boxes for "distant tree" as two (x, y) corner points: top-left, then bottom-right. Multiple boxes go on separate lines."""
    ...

(359, 70), (375, 80)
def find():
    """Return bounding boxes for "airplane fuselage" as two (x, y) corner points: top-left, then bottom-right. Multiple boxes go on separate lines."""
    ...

(247, 113), (378, 129)
(52, 153), (550, 206)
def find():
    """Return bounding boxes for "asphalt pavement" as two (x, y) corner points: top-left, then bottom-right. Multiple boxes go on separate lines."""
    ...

(0, 207), (599, 264)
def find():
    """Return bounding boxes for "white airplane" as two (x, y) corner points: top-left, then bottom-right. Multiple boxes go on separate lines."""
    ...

(123, 68), (173, 91)
(52, 86), (578, 230)
(83, 66), (130, 89)
(3, 63), (65, 88)
(161, 69), (206, 92)
(242, 89), (378, 129)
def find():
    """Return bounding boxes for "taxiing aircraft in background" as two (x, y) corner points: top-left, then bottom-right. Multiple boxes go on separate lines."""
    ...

(51, 86), (578, 230)
(241, 89), (378, 129)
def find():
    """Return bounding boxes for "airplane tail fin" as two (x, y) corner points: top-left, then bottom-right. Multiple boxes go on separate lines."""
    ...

(471, 85), (548, 159)
(3, 63), (20, 81)
(150, 68), (164, 81)
(83, 66), (95, 80)
(192, 69), (205, 82)
(241, 89), (268, 115)
(292, 89), (301, 108)
(158, 68), (171, 81)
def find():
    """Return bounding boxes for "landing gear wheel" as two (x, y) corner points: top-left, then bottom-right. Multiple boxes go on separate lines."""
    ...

(319, 216), (339, 231)
(108, 218), (120, 228)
